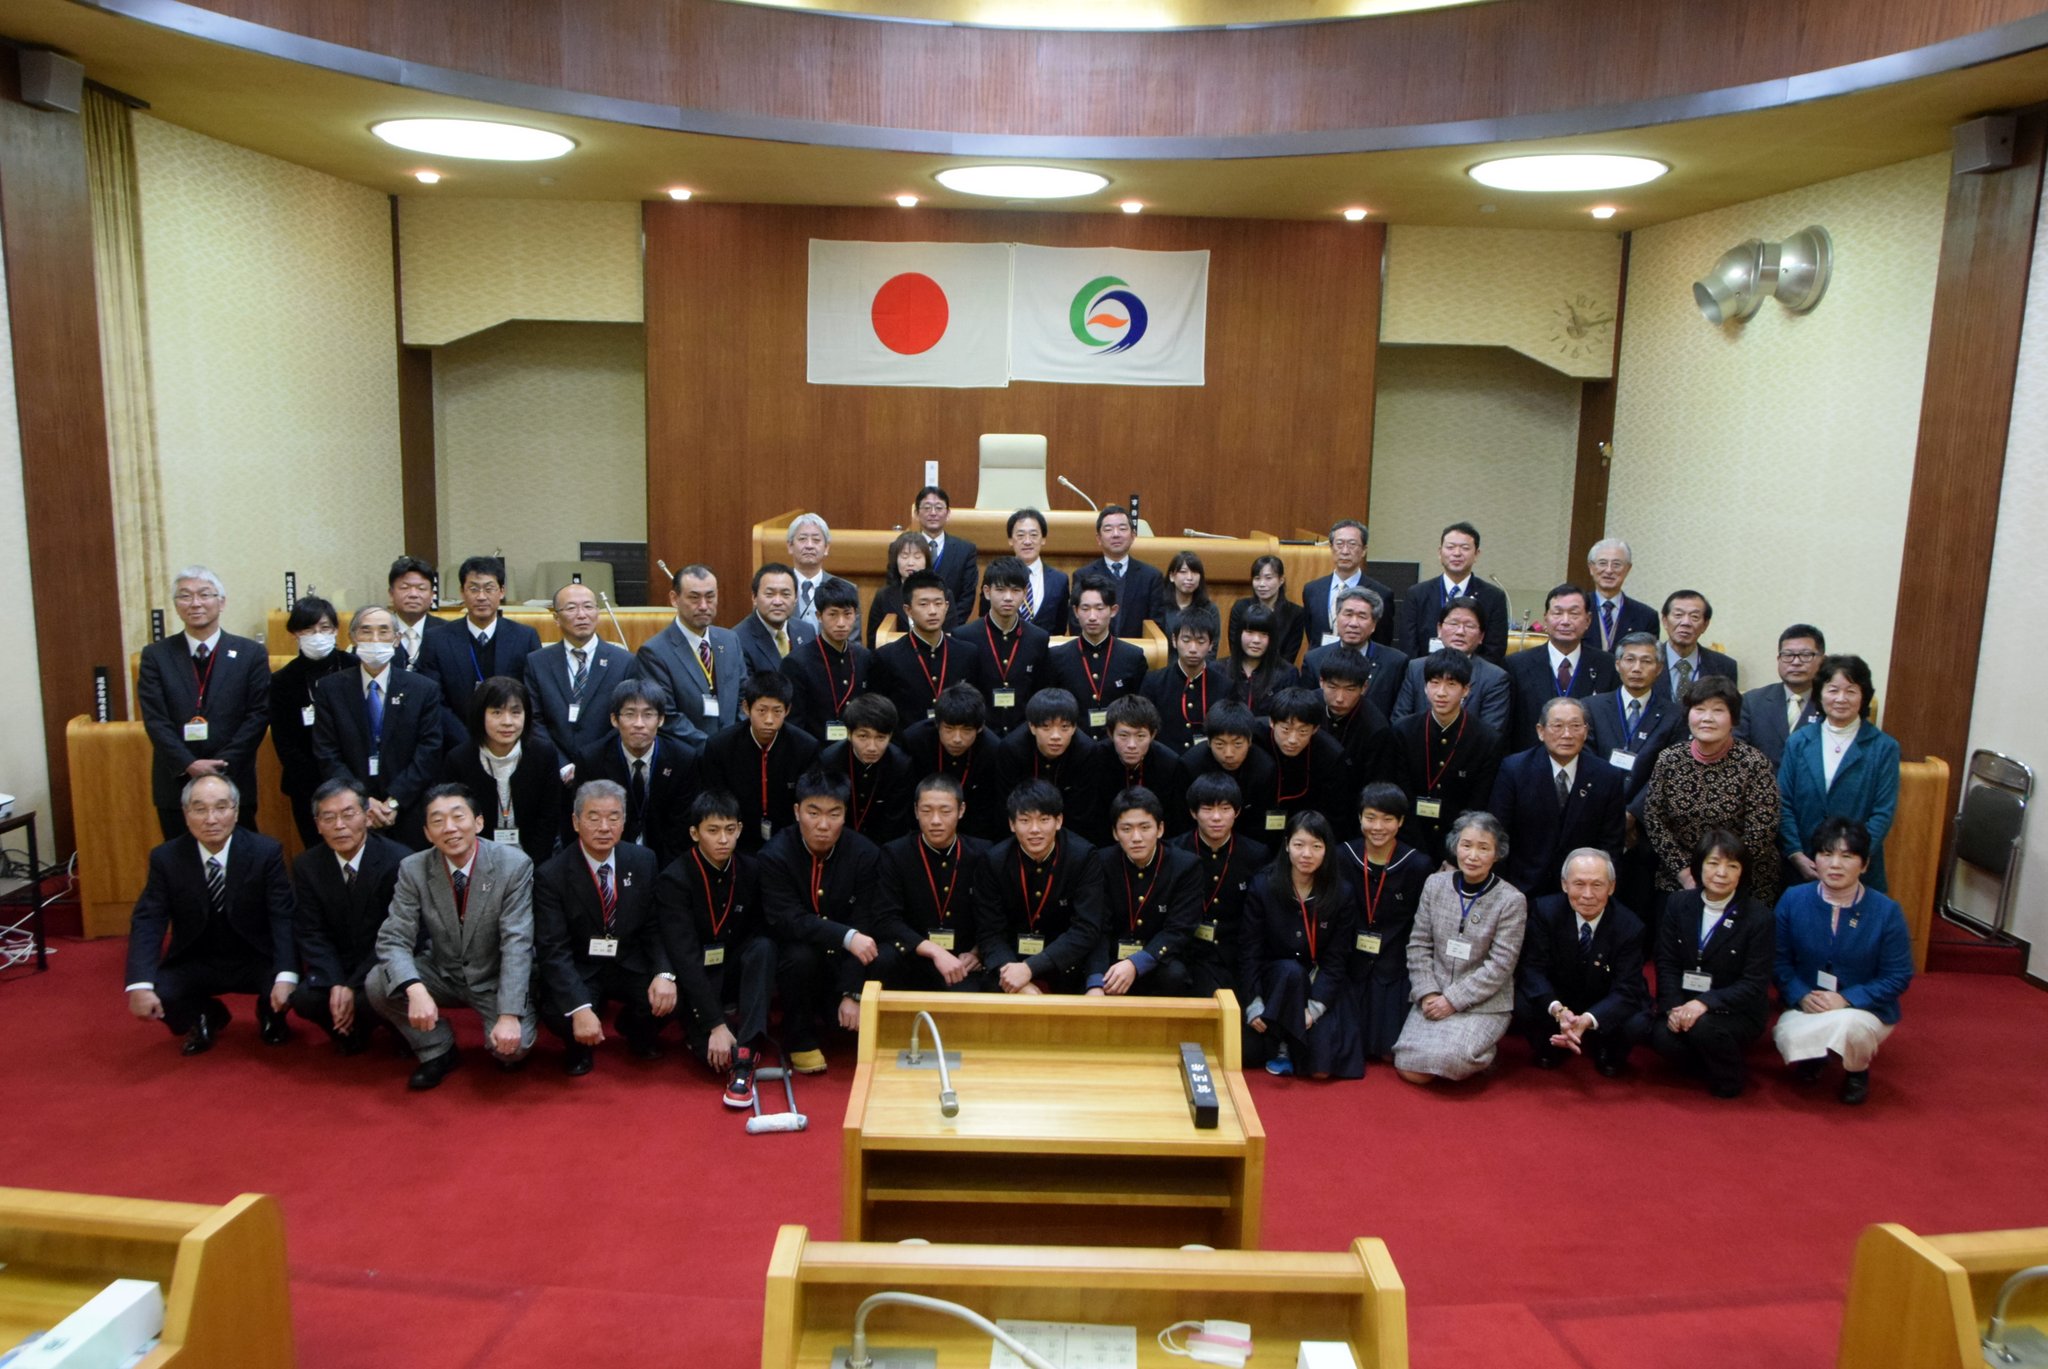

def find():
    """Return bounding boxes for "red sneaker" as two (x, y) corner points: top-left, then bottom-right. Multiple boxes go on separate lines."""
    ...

(723, 1046), (757, 1110)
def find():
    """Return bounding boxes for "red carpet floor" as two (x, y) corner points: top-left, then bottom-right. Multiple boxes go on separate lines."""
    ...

(6, 936), (2047, 1368)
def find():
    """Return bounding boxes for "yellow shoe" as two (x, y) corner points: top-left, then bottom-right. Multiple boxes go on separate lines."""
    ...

(790, 1049), (828, 1075)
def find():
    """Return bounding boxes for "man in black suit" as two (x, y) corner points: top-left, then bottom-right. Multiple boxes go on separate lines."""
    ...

(1734, 623), (1826, 767)
(1301, 587), (1405, 719)
(1391, 600), (1512, 734)
(955, 556), (1051, 734)
(386, 555), (448, 672)
(972, 780), (1107, 994)
(1008, 508), (1069, 634)
(1488, 698), (1627, 897)
(1069, 504), (1167, 638)
(1045, 572), (1147, 736)
(288, 777), (406, 1053)
(412, 555), (542, 747)
(1502, 584), (1616, 746)
(1586, 538), (1659, 655)
(1514, 849), (1647, 1075)
(1302, 519), (1398, 650)
(581, 678), (698, 867)
(1658, 589), (1740, 698)
(1141, 605), (1231, 753)
(312, 606), (447, 848)
(781, 576), (871, 744)
(871, 570), (965, 727)
(1399, 522), (1511, 664)
(734, 561), (818, 679)
(1311, 649), (1395, 804)
(532, 780), (675, 1075)
(1588, 632), (1682, 920)
(913, 484), (980, 629)
(525, 580), (638, 774)
(137, 566), (271, 838)
(1088, 788), (1203, 996)
(124, 774), (297, 1054)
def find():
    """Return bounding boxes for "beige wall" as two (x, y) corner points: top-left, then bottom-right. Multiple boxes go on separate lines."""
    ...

(433, 321), (647, 602)
(1382, 226), (1624, 380)
(133, 115), (403, 633)
(0, 222), (52, 853)
(1369, 344), (1583, 618)
(1607, 154), (1949, 690)
(1969, 188), (2048, 978)
(398, 198), (643, 347)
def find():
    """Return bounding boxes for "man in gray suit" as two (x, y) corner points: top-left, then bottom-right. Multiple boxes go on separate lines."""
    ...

(1734, 623), (1826, 767)
(636, 563), (741, 751)
(366, 784), (539, 1090)
(525, 580), (638, 775)
(1391, 598), (1511, 734)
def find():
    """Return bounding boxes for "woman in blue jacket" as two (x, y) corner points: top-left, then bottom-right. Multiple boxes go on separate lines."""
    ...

(1778, 654), (1900, 890)
(1772, 817), (1913, 1105)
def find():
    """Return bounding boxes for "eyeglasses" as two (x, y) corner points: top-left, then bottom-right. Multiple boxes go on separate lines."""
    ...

(1778, 650), (1821, 662)
(173, 591), (221, 604)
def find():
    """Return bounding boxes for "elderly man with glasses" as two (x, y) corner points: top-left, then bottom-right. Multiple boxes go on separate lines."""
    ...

(137, 566), (273, 839)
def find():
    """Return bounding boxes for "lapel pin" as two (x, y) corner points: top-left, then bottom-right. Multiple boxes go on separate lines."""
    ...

(227, 649), (239, 659)
(622, 872), (633, 887)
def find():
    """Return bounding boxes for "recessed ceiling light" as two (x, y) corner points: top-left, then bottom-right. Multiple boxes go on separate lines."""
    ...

(413, 170), (441, 185)
(372, 118), (574, 162)
(1468, 154), (1668, 192)
(1120, 200), (1144, 214)
(1342, 207), (1369, 222)
(895, 194), (919, 208)
(1590, 205), (1618, 220)
(667, 187), (693, 201)
(935, 166), (1109, 200)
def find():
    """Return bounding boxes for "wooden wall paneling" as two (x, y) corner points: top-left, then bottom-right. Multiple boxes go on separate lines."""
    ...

(1567, 233), (1630, 581)
(0, 63), (123, 856)
(643, 203), (1381, 618)
(1884, 106), (2048, 805)
(389, 197), (437, 565)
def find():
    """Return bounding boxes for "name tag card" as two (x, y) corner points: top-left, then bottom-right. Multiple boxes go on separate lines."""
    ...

(702, 696), (720, 719)
(1264, 811), (1286, 831)
(1320, 632), (1341, 647)
(826, 722), (849, 742)
(1356, 933), (1382, 955)
(1428, 636), (1445, 653)
(1608, 749), (1635, 772)
(1195, 923), (1217, 943)
(760, 819), (774, 842)
(993, 689), (1017, 709)
(1445, 936), (1474, 963)
(183, 719), (209, 743)
(367, 755), (381, 777)
(300, 705), (317, 727)
(567, 703), (582, 723)
(1681, 970), (1714, 993)
(703, 945), (725, 967)
(588, 937), (619, 958)
(929, 930), (956, 951)
(1116, 939), (1143, 960)
(1089, 709), (1109, 730)
(1414, 798), (1443, 820)
(1017, 934), (1046, 956)
(493, 827), (520, 846)
(1816, 970), (1839, 992)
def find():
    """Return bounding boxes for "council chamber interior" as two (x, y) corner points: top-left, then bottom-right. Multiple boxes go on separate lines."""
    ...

(1, 1), (2047, 1367)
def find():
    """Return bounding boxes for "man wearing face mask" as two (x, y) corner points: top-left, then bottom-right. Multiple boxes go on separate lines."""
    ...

(312, 606), (446, 849)
(269, 594), (354, 847)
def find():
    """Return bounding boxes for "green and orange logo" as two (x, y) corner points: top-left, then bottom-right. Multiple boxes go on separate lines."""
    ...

(1068, 275), (1149, 355)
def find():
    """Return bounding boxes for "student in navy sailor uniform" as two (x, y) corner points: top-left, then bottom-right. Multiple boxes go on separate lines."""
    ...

(1240, 811), (1360, 1079)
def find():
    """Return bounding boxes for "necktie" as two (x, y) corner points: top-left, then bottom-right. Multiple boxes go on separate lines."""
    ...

(630, 758), (648, 831)
(1556, 768), (1570, 808)
(1625, 697), (1642, 736)
(204, 856), (225, 917)
(1788, 691), (1803, 730)
(800, 581), (813, 619)
(597, 863), (616, 934)
(1579, 922), (1594, 957)
(192, 644), (211, 679)
(1600, 600), (1615, 645)
(365, 680), (384, 743)
(1676, 658), (1694, 693)
(1024, 578), (1036, 621)
(927, 537), (941, 563)
(774, 628), (790, 657)
(451, 869), (468, 923)
(1112, 561), (1126, 580)
(698, 639), (715, 681)
(343, 863), (357, 891)
(1556, 657), (1574, 694)
(570, 647), (588, 695)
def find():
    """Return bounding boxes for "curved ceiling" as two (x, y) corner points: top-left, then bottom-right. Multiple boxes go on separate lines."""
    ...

(713, 0), (1494, 29)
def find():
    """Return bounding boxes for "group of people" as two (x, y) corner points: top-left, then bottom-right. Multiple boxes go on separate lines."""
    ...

(122, 492), (1913, 1109)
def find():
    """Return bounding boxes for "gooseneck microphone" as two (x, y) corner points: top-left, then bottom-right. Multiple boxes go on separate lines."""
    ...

(907, 1010), (958, 1117)
(1056, 475), (1098, 512)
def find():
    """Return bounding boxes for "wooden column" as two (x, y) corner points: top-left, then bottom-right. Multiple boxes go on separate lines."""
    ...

(1885, 108), (2048, 797)
(0, 62), (123, 856)
(389, 197), (437, 565)
(1566, 233), (1629, 581)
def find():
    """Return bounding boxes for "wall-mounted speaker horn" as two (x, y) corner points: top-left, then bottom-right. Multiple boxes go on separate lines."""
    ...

(17, 49), (84, 114)
(1692, 239), (1776, 325)
(1771, 226), (1832, 313)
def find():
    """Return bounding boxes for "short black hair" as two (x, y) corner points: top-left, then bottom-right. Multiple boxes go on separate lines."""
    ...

(1440, 521), (1481, 548)
(689, 788), (744, 827)
(1809, 815), (1873, 860)
(1421, 648), (1474, 685)
(1314, 648), (1370, 687)
(1357, 781), (1408, 819)
(1234, 601), (1277, 636)
(457, 555), (506, 589)
(842, 692), (898, 735)
(1095, 503), (1133, 532)
(740, 670), (795, 709)
(1109, 786), (1166, 827)
(1689, 827), (1751, 891)
(751, 561), (796, 593)
(466, 674), (531, 742)
(1184, 771), (1243, 813)
(982, 556), (1030, 592)
(610, 677), (672, 717)
(1682, 674), (1743, 720)
(1073, 569), (1117, 607)
(1662, 589), (1714, 621)
(1007, 778), (1064, 820)
(1202, 701), (1258, 741)
(794, 766), (852, 808)
(1007, 507), (1047, 537)
(1437, 595), (1484, 627)
(1816, 654), (1876, 720)
(933, 682), (987, 728)
(1025, 688), (1081, 728)
(914, 484), (951, 510)
(1266, 687), (1326, 727)
(1105, 694), (1160, 735)
(1329, 518), (1368, 543)
(915, 773), (965, 807)
(387, 555), (436, 588)
(670, 562), (715, 592)
(1544, 583), (1590, 613)
(814, 577), (861, 613)
(422, 781), (481, 818)
(1172, 603), (1221, 644)
(902, 569), (949, 602)
(287, 594), (339, 634)
(1779, 623), (1827, 652)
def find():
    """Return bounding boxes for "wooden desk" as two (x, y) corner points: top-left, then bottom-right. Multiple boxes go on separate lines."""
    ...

(843, 987), (1263, 1251)
(764, 1225), (1406, 1369)
(1838, 1222), (2048, 1368)
(0, 1187), (293, 1367)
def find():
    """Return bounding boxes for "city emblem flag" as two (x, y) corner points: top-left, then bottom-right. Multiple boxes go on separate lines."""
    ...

(1009, 244), (1208, 386)
(806, 240), (1011, 387)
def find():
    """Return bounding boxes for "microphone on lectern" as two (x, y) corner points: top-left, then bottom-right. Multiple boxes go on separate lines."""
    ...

(908, 1011), (958, 1117)
(1056, 475), (1098, 512)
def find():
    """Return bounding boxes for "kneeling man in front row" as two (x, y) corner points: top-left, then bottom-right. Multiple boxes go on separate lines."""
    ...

(1513, 848), (1646, 1076)
(366, 784), (539, 1090)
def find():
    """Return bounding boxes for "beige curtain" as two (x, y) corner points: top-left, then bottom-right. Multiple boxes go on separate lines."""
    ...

(83, 87), (169, 690)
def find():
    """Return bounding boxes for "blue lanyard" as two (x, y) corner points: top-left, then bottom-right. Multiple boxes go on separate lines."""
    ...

(1699, 901), (1729, 952)
(1454, 878), (1490, 933)
(466, 634), (490, 683)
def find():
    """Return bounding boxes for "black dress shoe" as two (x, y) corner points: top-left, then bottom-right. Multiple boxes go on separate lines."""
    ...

(258, 1004), (292, 1046)
(1793, 1059), (1825, 1084)
(407, 1050), (463, 1091)
(626, 1036), (664, 1061)
(1709, 1080), (1744, 1100)
(333, 1029), (372, 1057)
(563, 1045), (594, 1077)
(495, 1053), (530, 1073)
(180, 1015), (217, 1056)
(1839, 1070), (1870, 1106)
(1531, 1047), (1564, 1070)
(1594, 1056), (1627, 1079)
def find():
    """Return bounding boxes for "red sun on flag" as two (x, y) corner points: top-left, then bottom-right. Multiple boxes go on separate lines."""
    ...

(870, 272), (950, 355)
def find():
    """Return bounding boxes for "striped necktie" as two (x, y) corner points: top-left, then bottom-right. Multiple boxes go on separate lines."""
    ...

(204, 856), (225, 917)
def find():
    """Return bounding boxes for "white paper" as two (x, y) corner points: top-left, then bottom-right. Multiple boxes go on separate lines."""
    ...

(991, 1320), (1137, 1369)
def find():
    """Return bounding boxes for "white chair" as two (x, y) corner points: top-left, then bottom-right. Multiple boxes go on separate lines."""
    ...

(975, 434), (1050, 511)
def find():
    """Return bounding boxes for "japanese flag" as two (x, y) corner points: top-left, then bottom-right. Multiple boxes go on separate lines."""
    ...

(807, 240), (1012, 387)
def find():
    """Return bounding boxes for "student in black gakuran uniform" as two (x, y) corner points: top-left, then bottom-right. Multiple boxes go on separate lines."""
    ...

(1262, 687), (1354, 839)
(1141, 604), (1231, 754)
(1178, 703), (1278, 842)
(1045, 572), (1148, 737)
(653, 789), (776, 1110)
(899, 684), (1008, 843)
(954, 556), (1050, 736)
(1343, 784), (1429, 1062)
(818, 693), (916, 847)
(878, 775), (992, 991)
(1168, 771), (1269, 998)
(1088, 788), (1203, 998)
(1311, 648), (1396, 805)
(1079, 695), (1184, 843)
(972, 781), (1107, 994)
(697, 671), (821, 856)
(758, 768), (895, 1074)
(1391, 650), (1503, 860)
(1240, 810), (1360, 1079)
(870, 570), (961, 727)
(780, 576), (871, 745)
(999, 689), (1100, 839)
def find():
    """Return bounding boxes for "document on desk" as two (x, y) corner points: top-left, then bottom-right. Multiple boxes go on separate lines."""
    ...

(991, 1320), (1137, 1368)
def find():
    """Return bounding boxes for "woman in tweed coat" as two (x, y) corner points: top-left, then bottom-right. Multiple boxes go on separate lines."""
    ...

(1643, 675), (1782, 907)
(1394, 811), (1527, 1084)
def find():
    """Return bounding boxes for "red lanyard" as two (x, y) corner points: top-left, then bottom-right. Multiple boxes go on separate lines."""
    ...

(817, 637), (857, 717)
(1296, 893), (1320, 959)
(984, 621), (1022, 684)
(756, 733), (778, 826)
(914, 636), (951, 702)
(1200, 837), (1234, 916)
(1179, 666), (1209, 728)
(846, 751), (880, 830)
(1079, 638), (1110, 702)
(692, 850), (736, 940)
(1361, 855), (1393, 927)
(807, 851), (830, 916)
(1123, 853), (1160, 935)
(1424, 712), (1468, 792)
(939, 738), (972, 794)
(918, 839), (961, 925)
(1274, 748), (1312, 804)
(191, 643), (218, 712)
(1017, 847), (1060, 929)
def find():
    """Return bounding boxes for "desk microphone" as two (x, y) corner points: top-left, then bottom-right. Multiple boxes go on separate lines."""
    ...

(655, 558), (676, 587)
(1056, 475), (1098, 512)
(1182, 529), (1231, 540)
(908, 1010), (958, 1117)
(597, 590), (632, 651)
